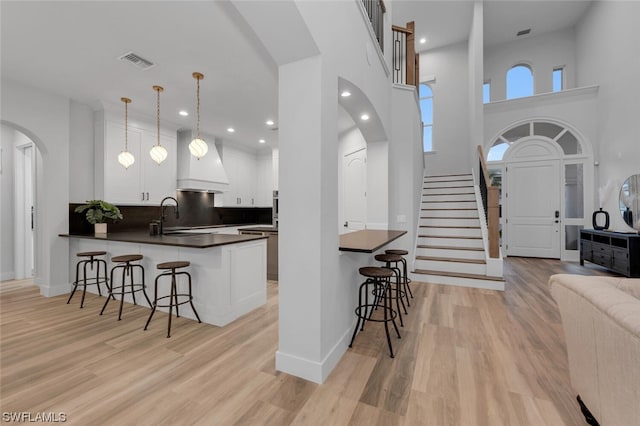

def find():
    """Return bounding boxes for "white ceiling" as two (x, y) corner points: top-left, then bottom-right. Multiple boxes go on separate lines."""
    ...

(0, 1), (279, 150)
(392, 0), (593, 51)
(2, 1), (594, 151)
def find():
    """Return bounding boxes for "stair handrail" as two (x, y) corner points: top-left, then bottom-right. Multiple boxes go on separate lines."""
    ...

(361, 0), (386, 53)
(392, 21), (419, 89)
(477, 145), (500, 258)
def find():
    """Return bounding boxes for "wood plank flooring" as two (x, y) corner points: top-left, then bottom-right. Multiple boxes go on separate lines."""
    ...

(0, 259), (616, 425)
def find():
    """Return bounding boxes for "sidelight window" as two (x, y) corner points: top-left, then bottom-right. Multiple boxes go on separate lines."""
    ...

(419, 83), (433, 152)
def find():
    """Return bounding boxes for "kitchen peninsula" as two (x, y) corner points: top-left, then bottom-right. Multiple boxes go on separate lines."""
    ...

(61, 231), (267, 327)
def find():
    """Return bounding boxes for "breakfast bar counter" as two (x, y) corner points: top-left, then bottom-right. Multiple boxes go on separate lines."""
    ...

(339, 229), (407, 253)
(61, 231), (268, 327)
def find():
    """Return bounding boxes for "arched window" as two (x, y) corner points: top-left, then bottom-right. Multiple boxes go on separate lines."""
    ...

(419, 83), (433, 152)
(506, 64), (534, 99)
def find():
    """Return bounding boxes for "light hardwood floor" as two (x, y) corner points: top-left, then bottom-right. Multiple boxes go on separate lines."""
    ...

(0, 259), (615, 425)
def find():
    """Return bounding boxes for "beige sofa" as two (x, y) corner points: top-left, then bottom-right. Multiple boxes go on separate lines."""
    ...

(549, 274), (640, 426)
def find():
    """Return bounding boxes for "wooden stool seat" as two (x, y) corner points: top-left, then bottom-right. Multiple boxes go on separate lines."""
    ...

(350, 266), (401, 357)
(112, 254), (143, 263)
(374, 253), (403, 263)
(385, 249), (408, 256)
(359, 266), (393, 278)
(157, 261), (190, 270)
(145, 260), (201, 338)
(67, 251), (109, 308)
(100, 254), (150, 320)
(77, 251), (107, 257)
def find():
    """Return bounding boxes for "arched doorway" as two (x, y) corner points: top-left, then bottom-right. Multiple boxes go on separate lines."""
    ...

(486, 119), (593, 261)
(0, 123), (42, 280)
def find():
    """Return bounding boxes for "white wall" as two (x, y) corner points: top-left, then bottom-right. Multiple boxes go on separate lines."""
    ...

(468, 1), (484, 174)
(1, 78), (71, 296)
(420, 41), (471, 175)
(485, 27), (577, 102)
(0, 125), (16, 280)
(575, 1), (640, 231)
(69, 100), (95, 202)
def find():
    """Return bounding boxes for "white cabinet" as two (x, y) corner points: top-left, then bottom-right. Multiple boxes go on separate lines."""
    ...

(255, 152), (274, 207)
(96, 112), (177, 205)
(221, 146), (257, 207)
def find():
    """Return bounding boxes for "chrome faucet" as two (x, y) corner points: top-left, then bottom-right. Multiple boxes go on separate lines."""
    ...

(159, 196), (179, 235)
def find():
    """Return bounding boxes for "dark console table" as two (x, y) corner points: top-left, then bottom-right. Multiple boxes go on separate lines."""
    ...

(580, 229), (640, 277)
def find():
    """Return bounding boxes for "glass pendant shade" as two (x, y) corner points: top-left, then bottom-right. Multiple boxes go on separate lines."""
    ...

(119, 97), (134, 169)
(150, 144), (168, 164)
(118, 150), (135, 169)
(189, 137), (208, 159)
(190, 72), (208, 159)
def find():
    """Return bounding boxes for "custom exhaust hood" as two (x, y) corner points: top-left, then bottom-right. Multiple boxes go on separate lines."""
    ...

(176, 129), (229, 192)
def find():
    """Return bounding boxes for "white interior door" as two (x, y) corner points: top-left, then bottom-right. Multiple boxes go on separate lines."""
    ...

(506, 159), (561, 258)
(343, 148), (367, 232)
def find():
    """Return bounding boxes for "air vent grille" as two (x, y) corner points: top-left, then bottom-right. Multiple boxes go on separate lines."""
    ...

(516, 28), (531, 37)
(118, 51), (156, 70)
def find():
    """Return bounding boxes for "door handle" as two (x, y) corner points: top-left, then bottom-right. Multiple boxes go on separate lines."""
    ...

(555, 210), (560, 218)
(344, 221), (348, 228)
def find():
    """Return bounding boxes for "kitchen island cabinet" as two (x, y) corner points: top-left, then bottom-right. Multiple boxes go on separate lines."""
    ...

(62, 232), (267, 326)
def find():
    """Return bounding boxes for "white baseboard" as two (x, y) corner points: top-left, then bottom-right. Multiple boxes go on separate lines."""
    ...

(0, 271), (15, 281)
(39, 281), (71, 297)
(275, 325), (352, 384)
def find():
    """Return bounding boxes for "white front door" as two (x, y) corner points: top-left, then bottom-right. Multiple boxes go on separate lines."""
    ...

(506, 159), (561, 258)
(343, 148), (367, 232)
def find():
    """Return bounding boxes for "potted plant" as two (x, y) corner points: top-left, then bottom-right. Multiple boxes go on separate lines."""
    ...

(74, 200), (123, 234)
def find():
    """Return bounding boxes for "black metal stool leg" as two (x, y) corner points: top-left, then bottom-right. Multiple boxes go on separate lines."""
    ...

(187, 272), (201, 323)
(118, 265), (127, 320)
(100, 265), (117, 316)
(167, 271), (176, 338)
(137, 265), (152, 307)
(144, 276), (160, 331)
(382, 277), (395, 358)
(67, 260), (82, 304)
(80, 260), (90, 308)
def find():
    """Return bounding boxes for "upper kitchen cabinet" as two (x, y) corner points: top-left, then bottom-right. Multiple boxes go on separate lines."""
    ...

(94, 110), (177, 205)
(219, 145), (257, 207)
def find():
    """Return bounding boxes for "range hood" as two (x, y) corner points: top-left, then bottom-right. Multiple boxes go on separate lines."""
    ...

(176, 130), (229, 192)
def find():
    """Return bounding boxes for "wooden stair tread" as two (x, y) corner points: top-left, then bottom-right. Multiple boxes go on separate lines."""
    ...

(418, 235), (482, 240)
(421, 216), (479, 220)
(417, 244), (484, 251)
(422, 200), (476, 203)
(413, 269), (504, 282)
(416, 256), (485, 264)
(419, 225), (480, 229)
(422, 208), (476, 211)
(425, 173), (472, 178)
(423, 192), (475, 196)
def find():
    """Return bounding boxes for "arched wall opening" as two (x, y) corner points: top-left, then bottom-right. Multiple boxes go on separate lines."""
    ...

(485, 118), (594, 261)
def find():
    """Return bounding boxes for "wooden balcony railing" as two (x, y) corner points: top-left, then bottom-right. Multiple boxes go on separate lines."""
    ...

(478, 145), (500, 258)
(392, 21), (419, 88)
(361, 0), (386, 53)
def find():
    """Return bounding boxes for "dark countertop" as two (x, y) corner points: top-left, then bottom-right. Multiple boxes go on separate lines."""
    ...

(238, 226), (278, 233)
(60, 231), (267, 249)
(339, 230), (407, 253)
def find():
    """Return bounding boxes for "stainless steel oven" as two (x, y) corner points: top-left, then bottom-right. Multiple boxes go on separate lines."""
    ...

(272, 190), (279, 229)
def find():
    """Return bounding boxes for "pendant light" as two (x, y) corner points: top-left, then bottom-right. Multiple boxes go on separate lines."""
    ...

(149, 85), (168, 164)
(118, 97), (135, 169)
(189, 72), (208, 159)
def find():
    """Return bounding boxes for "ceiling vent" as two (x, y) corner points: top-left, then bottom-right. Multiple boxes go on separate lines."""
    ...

(118, 51), (156, 70)
(516, 28), (531, 37)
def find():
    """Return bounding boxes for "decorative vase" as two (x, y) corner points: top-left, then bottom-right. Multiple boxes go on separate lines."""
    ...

(592, 208), (610, 231)
(94, 223), (107, 234)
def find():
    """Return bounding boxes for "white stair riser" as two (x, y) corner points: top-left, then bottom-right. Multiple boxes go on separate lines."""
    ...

(421, 201), (476, 210)
(418, 236), (484, 248)
(422, 193), (476, 202)
(419, 227), (482, 237)
(419, 217), (480, 227)
(414, 259), (486, 275)
(424, 175), (472, 182)
(424, 181), (473, 188)
(416, 247), (485, 260)
(411, 273), (504, 291)
(423, 186), (475, 195)
(420, 209), (479, 218)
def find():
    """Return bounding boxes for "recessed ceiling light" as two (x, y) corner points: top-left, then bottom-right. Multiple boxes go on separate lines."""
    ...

(265, 120), (275, 126)
(360, 114), (370, 121)
(419, 37), (427, 44)
(259, 139), (266, 144)
(341, 90), (351, 97)
(178, 110), (189, 116)
(227, 127), (235, 133)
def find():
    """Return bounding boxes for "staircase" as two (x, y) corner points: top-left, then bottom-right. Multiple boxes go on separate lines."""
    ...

(413, 173), (505, 291)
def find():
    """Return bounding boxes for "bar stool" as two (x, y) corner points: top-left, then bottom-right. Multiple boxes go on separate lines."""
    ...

(67, 251), (110, 308)
(144, 261), (201, 338)
(385, 249), (413, 302)
(100, 254), (151, 320)
(375, 253), (408, 327)
(349, 266), (401, 358)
